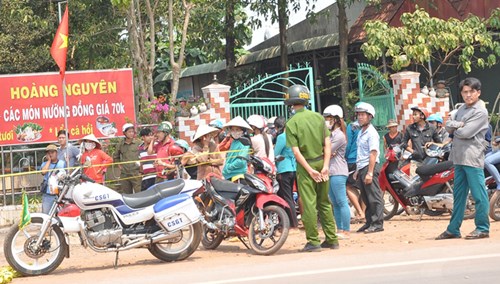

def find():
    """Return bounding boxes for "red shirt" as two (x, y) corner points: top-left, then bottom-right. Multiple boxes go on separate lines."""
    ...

(81, 149), (113, 184)
(155, 138), (174, 178)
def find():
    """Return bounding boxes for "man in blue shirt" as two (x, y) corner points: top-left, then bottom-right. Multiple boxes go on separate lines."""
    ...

(353, 102), (384, 233)
(57, 130), (80, 168)
(41, 144), (66, 214)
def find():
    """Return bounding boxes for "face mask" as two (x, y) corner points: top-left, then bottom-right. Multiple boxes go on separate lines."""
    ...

(84, 142), (96, 151)
(325, 120), (333, 130)
(289, 106), (296, 115)
(231, 130), (243, 140)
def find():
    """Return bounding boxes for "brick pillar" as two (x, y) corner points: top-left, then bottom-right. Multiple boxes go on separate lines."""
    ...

(176, 82), (231, 143)
(390, 71), (450, 130)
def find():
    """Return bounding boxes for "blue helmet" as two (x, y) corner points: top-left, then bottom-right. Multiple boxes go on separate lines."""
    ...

(175, 139), (190, 152)
(427, 113), (443, 124)
(208, 119), (223, 130)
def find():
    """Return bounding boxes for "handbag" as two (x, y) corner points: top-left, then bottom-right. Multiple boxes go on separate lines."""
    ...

(40, 160), (59, 194)
(40, 179), (48, 194)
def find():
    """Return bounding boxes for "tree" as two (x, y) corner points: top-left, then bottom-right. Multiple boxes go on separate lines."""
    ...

(361, 7), (500, 82)
(154, 0), (251, 90)
(336, 0), (349, 107)
(167, 0), (194, 101)
(226, 0), (237, 86)
(1, 1), (129, 75)
(336, 0), (380, 107)
(68, 0), (129, 71)
(0, 1), (54, 74)
(112, 0), (159, 100)
(247, 0), (305, 73)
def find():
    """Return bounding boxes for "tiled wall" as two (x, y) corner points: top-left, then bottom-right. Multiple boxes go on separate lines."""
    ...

(176, 83), (231, 142)
(391, 71), (450, 130)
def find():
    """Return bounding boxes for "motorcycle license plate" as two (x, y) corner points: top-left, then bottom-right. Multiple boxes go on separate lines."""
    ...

(164, 214), (188, 231)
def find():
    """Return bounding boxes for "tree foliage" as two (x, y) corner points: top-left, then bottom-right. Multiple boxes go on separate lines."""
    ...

(0, 0), (129, 75)
(361, 6), (500, 79)
(0, 1), (54, 74)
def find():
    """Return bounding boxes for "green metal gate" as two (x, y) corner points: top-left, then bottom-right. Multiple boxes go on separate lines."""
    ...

(357, 63), (396, 161)
(357, 63), (396, 129)
(230, 63), (316, 119)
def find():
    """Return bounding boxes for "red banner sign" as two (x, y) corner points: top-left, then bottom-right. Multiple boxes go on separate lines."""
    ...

(0, 69), (135, 146)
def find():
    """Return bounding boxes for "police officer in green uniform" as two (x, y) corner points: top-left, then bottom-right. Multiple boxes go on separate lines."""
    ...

(285, 85), (339, 252)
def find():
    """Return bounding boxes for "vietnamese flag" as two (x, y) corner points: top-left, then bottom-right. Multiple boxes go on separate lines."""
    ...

(50, 5), (69, 78)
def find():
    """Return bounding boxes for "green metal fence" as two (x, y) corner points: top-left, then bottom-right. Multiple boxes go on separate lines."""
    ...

(230, 63), (316, 119)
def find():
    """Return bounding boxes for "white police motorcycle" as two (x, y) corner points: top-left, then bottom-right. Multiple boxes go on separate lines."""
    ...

(3, 163), (204, 276)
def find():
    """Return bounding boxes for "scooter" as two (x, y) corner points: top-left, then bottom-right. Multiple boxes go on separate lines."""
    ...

(380, 144), (476, 220)
(195, 155), (291, 255)
(4, 161), (204, 276)
(485, 163), (500, 221)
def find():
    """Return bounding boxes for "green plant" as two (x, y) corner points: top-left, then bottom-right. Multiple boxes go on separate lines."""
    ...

(138, 93), (175, 125)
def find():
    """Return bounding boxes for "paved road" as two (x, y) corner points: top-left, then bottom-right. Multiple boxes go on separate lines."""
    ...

(1, 217), (499, 284)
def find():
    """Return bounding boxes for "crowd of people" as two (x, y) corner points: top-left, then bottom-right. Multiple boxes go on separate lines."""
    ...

(39, 77), (493, 249)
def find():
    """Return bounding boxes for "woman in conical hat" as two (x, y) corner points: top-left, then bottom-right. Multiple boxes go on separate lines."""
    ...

(186, 124), (224, 180)
(80, 133), (113, 184)
(220, 116), (251, 181)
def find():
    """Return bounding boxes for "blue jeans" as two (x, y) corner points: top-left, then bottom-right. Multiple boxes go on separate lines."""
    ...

(42, 194), (57, 214)
(328, 175), (350, 232)
(447, 165), (489, 235)
(485, 151), (500, 189)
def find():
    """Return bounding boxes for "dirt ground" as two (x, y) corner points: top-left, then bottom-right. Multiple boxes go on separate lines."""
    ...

(2, 213), (500, 283)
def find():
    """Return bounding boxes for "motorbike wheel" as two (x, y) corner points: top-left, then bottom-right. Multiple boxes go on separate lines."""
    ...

(248, 205), (289, 256)
(463, 193), (476, 220)
(3, 217), (67, 276)
(148, 222), (202, 262)
(423, 209), (445, 216)
(489, 191), (500, 221)
(201, 225), (224, 250)
(383, 191), (399, 221)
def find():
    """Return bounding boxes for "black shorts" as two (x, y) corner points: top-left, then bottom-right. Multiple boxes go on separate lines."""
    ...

(347, 163), (357, 186)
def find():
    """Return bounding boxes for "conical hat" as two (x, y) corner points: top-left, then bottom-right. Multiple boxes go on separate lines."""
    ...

(223, 116), (252, 130)
(192, 124), (219, 142)
(79, 134), (101, 148)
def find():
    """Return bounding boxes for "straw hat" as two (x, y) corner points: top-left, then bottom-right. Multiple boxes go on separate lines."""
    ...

(192, 124), (219, 142)
(79, 134), (101, 148)
(223, 116), (252, 130)
(46, 144), (58, 152)
(386, 119), (398, 128)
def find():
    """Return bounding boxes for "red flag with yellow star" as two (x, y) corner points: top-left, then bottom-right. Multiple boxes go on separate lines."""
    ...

(50, 5), (69, 78)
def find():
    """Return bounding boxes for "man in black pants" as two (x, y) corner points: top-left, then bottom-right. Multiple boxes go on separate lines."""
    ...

(353, 102), (384, 233)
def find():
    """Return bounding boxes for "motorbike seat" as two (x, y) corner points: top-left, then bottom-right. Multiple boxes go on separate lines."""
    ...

(416, 160), (453, 178)
(122, 179), (185, 209)
(210, 177), (245, 193)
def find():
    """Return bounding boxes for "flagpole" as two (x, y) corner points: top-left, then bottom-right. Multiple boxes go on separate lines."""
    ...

(57, 1), (70, 168)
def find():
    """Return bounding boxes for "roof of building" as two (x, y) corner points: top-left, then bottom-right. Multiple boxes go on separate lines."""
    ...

(155, 34), (340, 81)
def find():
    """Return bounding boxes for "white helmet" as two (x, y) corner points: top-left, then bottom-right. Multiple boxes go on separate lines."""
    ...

(246, 114), (267, 129)
(122, 123), (135, 133)
(354, 102), (376, 118)
(267, 116), (277, 126)
(323, 105), (343, 118)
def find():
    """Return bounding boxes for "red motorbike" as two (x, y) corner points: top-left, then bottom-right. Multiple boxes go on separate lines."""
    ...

(484, 163), (500, 221)
(380, 144), (476, 220)
(195, 155), (291, 255)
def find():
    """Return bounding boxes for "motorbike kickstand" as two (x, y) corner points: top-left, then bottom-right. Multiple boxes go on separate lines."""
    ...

(238, 236), (251, 250)
(418, 208), (425, 221)
(114, 251), (119, 269)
